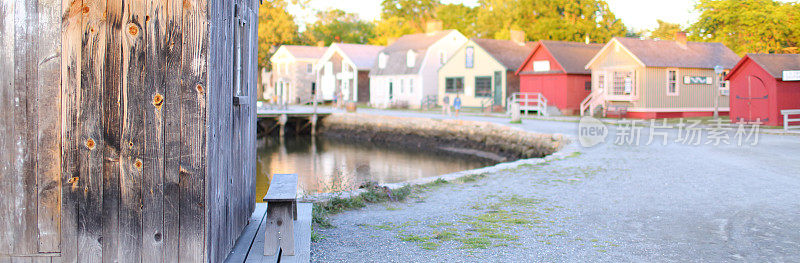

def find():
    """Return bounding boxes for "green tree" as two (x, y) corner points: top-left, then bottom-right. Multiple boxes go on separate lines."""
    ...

(435, 4), (478, 37)
(258, 0), (299, 69)
(475, 0), (626, 43)
(370, 16), (418, 46)
(688, 0), (799, 55)
(302, 9), (375, 46)
(380, 0), (441, 32)
(648, 20), (682, 40)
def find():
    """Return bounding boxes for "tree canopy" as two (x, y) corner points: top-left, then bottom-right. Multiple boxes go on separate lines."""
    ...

(302, 9), (375, 46)
(258, 0), (298, 68)
(688, 0), (799, 55)
(648, 20), (682, 40)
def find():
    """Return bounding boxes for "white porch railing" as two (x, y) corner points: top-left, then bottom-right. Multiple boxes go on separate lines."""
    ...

(781, 109), (800, 133)
(580, 89), (605, 117)
(507, 92), (548, 116)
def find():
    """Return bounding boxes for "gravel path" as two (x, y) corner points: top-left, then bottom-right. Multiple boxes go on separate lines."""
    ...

(311, 109), (800, 262)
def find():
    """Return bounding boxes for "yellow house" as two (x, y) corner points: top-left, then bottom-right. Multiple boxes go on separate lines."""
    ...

(438, 33), (534, 109)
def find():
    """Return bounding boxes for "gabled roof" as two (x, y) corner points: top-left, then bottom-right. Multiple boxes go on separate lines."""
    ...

(517, 40), (602, 75)
(279, 45), (327, 60)
(471, 38), (535, 70)
(588, 37), (740, 69)
(334, 43), (385, 70)
(728, 54), (800, 80)
(371, 30), (461, 75)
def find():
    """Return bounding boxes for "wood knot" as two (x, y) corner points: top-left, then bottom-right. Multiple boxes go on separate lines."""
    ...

(85, 138), (95, 149)
(152, 93), (164, 108)
(196, 84), (204, 93)
(67, 177), (79, 185)
(154, 232), (162, 242)
(82, 6), (89, 14)
(145, 15), (151, 22)
(134, 159), (143, 171)
(128, 25), (139, 36)
(128, 141), (134, 149)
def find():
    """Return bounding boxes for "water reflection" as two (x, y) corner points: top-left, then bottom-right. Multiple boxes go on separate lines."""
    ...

(256, 136), (496, 202)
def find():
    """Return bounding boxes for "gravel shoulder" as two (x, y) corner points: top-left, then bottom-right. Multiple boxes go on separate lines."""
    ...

(311, 110), (800, 262)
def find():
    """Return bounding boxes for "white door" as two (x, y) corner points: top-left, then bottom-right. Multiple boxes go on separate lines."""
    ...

(321, 62), (335, 100)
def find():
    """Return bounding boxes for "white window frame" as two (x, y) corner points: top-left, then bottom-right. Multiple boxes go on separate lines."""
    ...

(439, 51), (447, 65)
(409, 78), (414, 94)
(606, 68), (637, 101)
(666, 68), (679, 96)
(719, 70), (730, 91)
(407, 50), (416, 68)
(306, 63), (312, 74)
(379, 53), (387, 69)
(533, 60), (550, 72)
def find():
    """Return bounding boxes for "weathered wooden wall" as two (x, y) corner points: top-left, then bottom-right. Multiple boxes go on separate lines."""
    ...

(0, 0), (258, 262)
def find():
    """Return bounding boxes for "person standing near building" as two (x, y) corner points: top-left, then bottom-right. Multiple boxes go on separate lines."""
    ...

(453, 95), (462, 117)
(442, 95), (451, 116)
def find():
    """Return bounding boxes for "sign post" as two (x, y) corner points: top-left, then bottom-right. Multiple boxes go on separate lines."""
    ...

(714, 65), (724, 118)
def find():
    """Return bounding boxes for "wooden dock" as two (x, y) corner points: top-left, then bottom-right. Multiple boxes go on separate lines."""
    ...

(256, 106), (339, 136)
(224, 203), (312, 263)
(257, 105), (337, 118)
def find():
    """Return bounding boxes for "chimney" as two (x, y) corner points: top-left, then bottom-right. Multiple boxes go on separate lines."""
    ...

(425, 20), (443, 34)
(387, 37), (398, 46)
(510, 30), (526, 45)
(675, 31), (687, 47)
(316, 41), (325, 48)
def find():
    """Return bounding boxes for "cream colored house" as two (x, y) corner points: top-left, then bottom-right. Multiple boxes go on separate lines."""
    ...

(438, 33), (534, 108)
(584, 33), (740, 118)
(269, 45), (327, 104)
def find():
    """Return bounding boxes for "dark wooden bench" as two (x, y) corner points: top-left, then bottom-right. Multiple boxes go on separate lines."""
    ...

(606, 105), (628, 119)
(263, 174), (298, 256)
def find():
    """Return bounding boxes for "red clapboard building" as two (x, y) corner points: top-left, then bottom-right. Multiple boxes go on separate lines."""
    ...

(516, 41), (603, 115)
(726, 54), (800, 126)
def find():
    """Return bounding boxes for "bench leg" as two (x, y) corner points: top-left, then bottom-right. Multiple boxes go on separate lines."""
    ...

(264, 202), (295, 256)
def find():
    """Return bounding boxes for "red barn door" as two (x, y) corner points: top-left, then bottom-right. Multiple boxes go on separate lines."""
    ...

(740, 75), (770, 123)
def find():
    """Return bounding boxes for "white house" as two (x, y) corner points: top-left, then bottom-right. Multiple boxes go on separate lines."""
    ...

(314, 43), (385, 103)
(369, 21), (468, 108)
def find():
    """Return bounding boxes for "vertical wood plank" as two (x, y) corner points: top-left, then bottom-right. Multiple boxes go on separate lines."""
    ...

(35, 0), (63, 253)
(13, 0), (41, 255)
(178, 0), (208, 262)
(59, 0), (82, 261)
(141, 0), (166, 261)
(204, 0), (221, 260)
(76, 0), (107, 260)
(0, 0), (17, 254)
(101, 0), (123, 261)
(118, 0), (145, 262)
(162, 0), (183, 261)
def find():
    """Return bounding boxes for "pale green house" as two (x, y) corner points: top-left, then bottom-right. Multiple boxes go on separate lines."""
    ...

(438, 33), (534, 108)
(583, 34), (740, 118)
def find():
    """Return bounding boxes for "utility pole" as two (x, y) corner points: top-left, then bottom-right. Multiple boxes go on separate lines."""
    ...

(713, 65), (724, 118)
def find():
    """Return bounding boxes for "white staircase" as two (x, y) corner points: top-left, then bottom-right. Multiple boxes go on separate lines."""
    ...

(580, 89), (605, 117)
(507, 92), (549, 117)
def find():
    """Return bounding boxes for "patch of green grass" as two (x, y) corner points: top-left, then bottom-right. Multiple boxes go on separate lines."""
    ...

(457, 173), (487, 183)
(399, 234), (430, 243)
(433, 230), (459, 241)
(312, 184), (414, 228)
(509, 120), (523, 124)
(457, 237), (492, 249)
(482, 233), (518, 241)
(420, 242), (441, 250)
(385, 206), (401, 211)
(310, 226), (323, 242)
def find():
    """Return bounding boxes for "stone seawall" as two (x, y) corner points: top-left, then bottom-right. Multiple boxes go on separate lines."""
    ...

(319, 114), (569, 161)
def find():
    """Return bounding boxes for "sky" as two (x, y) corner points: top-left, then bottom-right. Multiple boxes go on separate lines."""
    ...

(287, 0), (797, 32)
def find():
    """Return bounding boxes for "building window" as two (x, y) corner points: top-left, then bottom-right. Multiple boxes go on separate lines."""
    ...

(307, 63), (312, 73)
(409, 78), (414, 93)
(389, 79), (394, 99)
(585, 81), (592, 92)
(597, 74), (605, 92)
(440, 51), (447, 65)
(284, 62), (290, 74)
(475, 76), (492, 98)
(465, 47), (474, 68)
(400, 79), (405, 94)
(667, 69), (678, 96)
(407, 50), (416, 68)
(612, 71), (634, 96)
(533, 60), (550, 72)
(719, 70), (730, 90)
(445, 77), (464, 94)
(379, 53), (387, 69)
